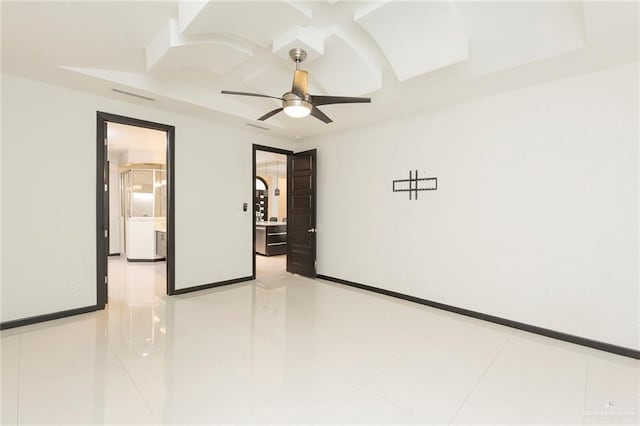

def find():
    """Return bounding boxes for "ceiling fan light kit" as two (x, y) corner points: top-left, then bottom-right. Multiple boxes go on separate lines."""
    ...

(221, 48), (370, 124)
(283, 93), (312, 118)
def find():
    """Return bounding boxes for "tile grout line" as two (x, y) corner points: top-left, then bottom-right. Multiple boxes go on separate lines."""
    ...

(246, 303), (444, 422)
(245, 384), (295, 425)
(105, 306), (161, 425)
(334, 318), (456, 421)
(109, 349), (161, 424)
(172, 325), (295, 424)
(363, 318), (454, 389)
(447, 333), (513, 425)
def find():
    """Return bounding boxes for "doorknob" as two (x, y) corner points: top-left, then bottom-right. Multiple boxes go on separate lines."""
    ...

(307, 228), (316, 233)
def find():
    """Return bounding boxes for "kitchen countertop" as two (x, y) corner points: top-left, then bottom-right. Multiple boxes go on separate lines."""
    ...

(256, 221), (287, 226)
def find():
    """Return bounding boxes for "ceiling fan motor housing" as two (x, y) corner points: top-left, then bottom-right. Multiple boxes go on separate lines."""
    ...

(289, 48), (307, 64)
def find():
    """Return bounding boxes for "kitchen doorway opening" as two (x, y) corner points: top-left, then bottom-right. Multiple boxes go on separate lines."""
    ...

(253, 145), (292, 281)
(97, 112), (175, 308)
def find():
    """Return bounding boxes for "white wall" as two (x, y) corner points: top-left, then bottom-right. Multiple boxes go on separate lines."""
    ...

(301, 62), (639, 350)
(124, 149), (165, 164)
(1, 73), (293, 323)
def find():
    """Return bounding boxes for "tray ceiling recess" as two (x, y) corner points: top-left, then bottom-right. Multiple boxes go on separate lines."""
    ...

(3, 0), (637, 138)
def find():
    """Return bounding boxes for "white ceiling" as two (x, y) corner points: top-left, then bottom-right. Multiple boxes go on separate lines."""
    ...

(2, 1), (638, 140)
(256, 150), (287, 163)
(107, 122), (167, 154)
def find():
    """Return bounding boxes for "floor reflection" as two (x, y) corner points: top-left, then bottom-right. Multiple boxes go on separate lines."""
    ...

(1, 256), (638, 424)
(107, 257), (168, 358)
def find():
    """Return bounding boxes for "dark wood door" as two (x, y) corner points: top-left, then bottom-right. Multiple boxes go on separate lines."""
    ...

(287, 149), (317, 277)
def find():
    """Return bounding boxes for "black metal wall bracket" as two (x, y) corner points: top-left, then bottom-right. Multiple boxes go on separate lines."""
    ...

(393, 169), (438, 200)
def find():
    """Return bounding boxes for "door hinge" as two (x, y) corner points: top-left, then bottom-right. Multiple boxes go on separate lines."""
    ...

(104, 276), (108, 284)
(104, 229), (108, 238)
(104, 184), (108, 192)
(104, 137), (108, 146)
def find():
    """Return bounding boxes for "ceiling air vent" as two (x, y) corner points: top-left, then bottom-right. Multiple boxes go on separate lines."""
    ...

(112, 88), (155, 102)
(246, 123), (270, 131)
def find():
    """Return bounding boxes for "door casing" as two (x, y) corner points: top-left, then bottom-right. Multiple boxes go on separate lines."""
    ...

(96, 112), (176, 308)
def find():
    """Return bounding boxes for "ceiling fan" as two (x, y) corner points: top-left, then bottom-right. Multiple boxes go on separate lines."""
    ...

(221, 48), (371, 124)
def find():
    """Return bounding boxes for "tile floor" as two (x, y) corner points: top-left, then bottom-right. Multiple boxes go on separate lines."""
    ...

(1, 255), (638, 425)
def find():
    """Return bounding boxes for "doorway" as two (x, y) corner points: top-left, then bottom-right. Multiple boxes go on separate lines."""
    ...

(253, 145), (318, 280)
(96, 112), (176, 308)
(253, 145), (291, 280)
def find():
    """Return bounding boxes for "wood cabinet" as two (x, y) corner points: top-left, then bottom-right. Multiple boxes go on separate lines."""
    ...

(256, 224), (287, 256)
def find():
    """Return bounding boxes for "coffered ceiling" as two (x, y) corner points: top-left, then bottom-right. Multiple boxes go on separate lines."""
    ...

(2, 1), (638, 140)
